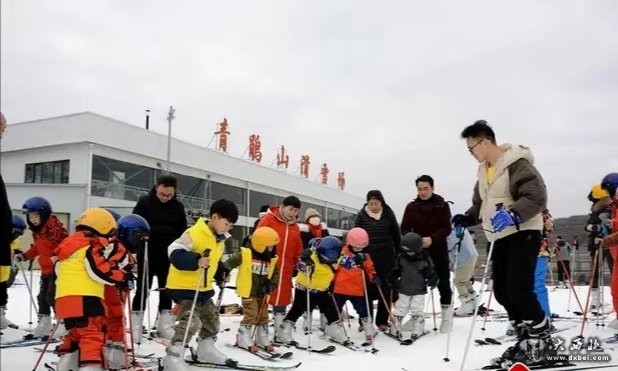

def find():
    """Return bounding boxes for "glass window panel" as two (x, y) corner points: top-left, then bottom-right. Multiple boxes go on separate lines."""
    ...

(34, 164), (42, 183)
(249, 190), (279, 217)
(212, 182), (245, 213)
(53, 162), (62, 183)
(25, 164), (34, 183)
(61, 161), (70, 183)
(326, 208), (341, 229)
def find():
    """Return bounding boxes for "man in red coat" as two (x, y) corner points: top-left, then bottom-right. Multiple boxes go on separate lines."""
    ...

(256, 196), (303, 333)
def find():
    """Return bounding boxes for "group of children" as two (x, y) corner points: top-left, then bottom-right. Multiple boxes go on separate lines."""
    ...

(2, 195), (458, 371)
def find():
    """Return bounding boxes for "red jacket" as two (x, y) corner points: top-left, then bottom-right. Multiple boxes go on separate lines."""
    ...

(257, 206), (303, 306)
(24, 215), (68, 276)
(333, 245), (377, 297)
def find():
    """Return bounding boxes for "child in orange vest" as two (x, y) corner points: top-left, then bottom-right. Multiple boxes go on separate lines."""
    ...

(333, 227), (379, 343)
(54, 208), (128, 371)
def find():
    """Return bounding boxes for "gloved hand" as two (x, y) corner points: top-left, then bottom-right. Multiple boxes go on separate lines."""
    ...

(451, 213), (475, 228)
(386, 269), (400, 289)
(490, 209), (521, 232)
(13, 250), (25, 262)
(371, 275), (381, 286)
(118, 271), (135, 291)
(341, 255), (355, 270)
(353, 253), (366, 266)
(454, 224), (465, 239)
(426, 276), (439, 290)
(300, 249), (313, 263)
(214, 263), (231, 288)
(261, 278), (276, 295)
(586, 224), (601, 234)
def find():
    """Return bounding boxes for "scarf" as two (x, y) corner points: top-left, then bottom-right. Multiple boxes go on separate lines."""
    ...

(364, 206), (383, 220)
(308, 223), (323, 238)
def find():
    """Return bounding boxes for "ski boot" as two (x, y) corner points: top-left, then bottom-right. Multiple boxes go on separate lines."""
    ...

(163, 343), (193, 371)
(489, 321), (527, 367)
(325, 320), (348, 343)
(274, 320), (295, 344)
(236, 324), (257, 352)
(439, 305), (453, 334)
(196, 336), (231, 364)
(512, 318), (558, 366)
(256, 324), (275, 352)
(157, 309), (176, 340)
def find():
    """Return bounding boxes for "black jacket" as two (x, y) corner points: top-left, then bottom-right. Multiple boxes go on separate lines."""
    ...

(133, 187), (187, 264)
(0, 174), (12, 269)
(354, 204), (401, 273)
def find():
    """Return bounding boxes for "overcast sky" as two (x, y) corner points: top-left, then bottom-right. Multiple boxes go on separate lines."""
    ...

(1, 0), (617, 219)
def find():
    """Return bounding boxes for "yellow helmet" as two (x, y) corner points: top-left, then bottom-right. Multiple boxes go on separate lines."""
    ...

(251, 227), (280, 253)
(591, 184), (610, 200)
(76, 207), (118, 237)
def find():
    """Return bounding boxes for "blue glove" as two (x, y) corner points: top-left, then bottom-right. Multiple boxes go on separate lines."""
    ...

(454, 224), (465, 239)
(490, 209), (521, 232)
(341, 255), (355, 270)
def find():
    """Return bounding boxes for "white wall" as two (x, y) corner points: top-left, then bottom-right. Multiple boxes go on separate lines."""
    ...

(0, 142), (90, 184)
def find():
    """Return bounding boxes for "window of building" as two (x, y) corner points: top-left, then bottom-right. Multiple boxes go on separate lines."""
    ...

(211, 182), (246, 213)
(92, 155), (155, 201)
(25, 160), (70, 184)
(249, 190), (282, 217)
(327, 208), (341, 229)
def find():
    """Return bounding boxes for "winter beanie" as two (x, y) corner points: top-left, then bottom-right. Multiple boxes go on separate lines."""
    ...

(304, 208), (321, 222)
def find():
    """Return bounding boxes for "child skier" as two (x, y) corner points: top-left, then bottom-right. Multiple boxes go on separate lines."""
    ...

(447, 225), (478, 316)
(103, 214), (149, 369)
(275, 236), (348, 345)
(163, 199), (239, 371)
(223, 226), (280, 353)
(14, 196), (69, 339)
(54, 208), (128, 371)
(333, 227), (380, 342)
(0, 214), (27, 329)
(387, 232), (438, 340)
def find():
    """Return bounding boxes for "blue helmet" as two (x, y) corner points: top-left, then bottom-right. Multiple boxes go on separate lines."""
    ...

(12, 214), (27, 236)
(117, 214), (150, 252)
(103, 208), (122, 222)
(23, 196), (52, 229)
(315, 236), (342, 264)
(601, 173), (618, 197)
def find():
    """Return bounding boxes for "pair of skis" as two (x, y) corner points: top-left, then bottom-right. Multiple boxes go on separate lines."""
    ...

(381, 330), (429, 345)
(225, 343), (293, 360)
(0, 336), (60, 348)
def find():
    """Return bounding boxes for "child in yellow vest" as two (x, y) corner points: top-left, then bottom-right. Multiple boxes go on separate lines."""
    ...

(275, 236), (348, 345)
(163, 199), (239, 371)
(224, 227), (280, 353)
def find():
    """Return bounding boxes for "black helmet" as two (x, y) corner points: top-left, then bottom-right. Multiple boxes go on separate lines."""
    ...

(400, 232), (422, 254)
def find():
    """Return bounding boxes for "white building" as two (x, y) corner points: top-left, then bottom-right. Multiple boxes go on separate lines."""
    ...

(1, 112), (363, 249)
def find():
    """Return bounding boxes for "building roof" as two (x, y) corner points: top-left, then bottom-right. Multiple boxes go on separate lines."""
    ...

(4, 112), (364, 209)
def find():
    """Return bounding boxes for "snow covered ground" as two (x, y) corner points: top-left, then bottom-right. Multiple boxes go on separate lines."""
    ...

(1, 271), (617, 371)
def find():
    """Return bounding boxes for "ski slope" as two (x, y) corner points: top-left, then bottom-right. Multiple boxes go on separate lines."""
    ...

(1, 271), (617, 371)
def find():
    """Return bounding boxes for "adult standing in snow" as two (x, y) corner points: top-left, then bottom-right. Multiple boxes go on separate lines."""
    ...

(354, 190), (401, 331)
(131, 174), (187, 340)
(0, 112), (14, 329)
(256, 196), (303, 340)
(400, 175), (454, 333)
(452, 120), (555, 367)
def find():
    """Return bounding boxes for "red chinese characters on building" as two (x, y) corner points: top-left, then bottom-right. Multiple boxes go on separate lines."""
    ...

(276, 145), (289, 169)
(215, 118), (231, 152)
(248, 134), (262, 163)
(320, 163), (329, 185)
(337, 172), (345, 190)
(300, 155), (310, 179)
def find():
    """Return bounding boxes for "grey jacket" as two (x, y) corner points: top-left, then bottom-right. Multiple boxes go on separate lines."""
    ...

(466, 143), (547, 241)
(390, 251), (438, 297)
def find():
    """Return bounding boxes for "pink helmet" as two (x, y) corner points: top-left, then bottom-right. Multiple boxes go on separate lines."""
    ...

(346, 227), (369, 248)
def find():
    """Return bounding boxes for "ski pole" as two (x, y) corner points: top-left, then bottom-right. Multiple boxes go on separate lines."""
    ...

(430, 289), (438, 332)
(136, 244), (148, 345)
(375, 284), (401, 333)
(32, 320), (62, 370)
(144, 240), (152, 339)
(120, 290), (131, 371)
(305, 265), (313, 352)
(180, 250), (211, 358)
(251, 294), (270, 345)
(550, 232), (584, 313)
(597, 245), (605, 328)
(328, 291), (348, 337)
(125, 290), (137, 366)
(578, 248), (599, 338)
(361, 269), (377, 352)
(481, 283), (494, 332)
(17, 260), (39, 317)
(29, 259), (34, 327)
(445, 229), (464, 361)
(459, 231), (496, 371)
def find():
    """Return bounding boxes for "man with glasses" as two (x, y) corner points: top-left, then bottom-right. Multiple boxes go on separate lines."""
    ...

(452, 120), (554, 368)
(131, 174), (188, 341)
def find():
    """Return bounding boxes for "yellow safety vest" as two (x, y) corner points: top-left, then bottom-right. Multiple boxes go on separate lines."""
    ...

(167, 219), (224, 292)
(55, 245), (105, 299)
(295, 252), (336, 291)
(236, 247), (278, 298)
